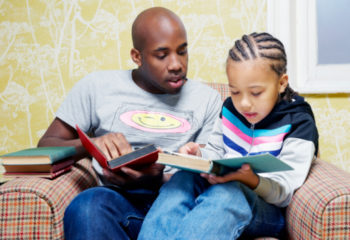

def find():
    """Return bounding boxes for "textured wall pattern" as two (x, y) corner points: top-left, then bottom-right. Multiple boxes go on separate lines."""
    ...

(0, 0), (350, 172)
(306, 94), (350, 172)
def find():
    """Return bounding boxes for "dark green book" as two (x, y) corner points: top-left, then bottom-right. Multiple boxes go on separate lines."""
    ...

(157, 152), (293, 175)
(0, 146), (77, 165)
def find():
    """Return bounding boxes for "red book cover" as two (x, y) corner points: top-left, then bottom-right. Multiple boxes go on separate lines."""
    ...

(3, 165), (72, 180)
(51, 158), (75, 173)
(76, 125), (159, 172)
(2, 158), (75, 174)
(50, 165), (73, 178)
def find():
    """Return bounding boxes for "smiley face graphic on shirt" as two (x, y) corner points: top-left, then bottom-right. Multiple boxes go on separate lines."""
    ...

(120, 111), (191, 133)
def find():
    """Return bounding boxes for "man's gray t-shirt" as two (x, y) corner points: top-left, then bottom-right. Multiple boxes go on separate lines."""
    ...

(56, 70), (222, 176)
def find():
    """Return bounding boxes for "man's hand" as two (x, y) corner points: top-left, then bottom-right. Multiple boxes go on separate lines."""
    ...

(200, 164), (260, 189)
(93, 132), (132, 161)
(102, 163), (165, 189)
(37, 118), (134, 162)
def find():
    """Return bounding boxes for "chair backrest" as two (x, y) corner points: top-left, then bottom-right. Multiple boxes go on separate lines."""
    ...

(206, 82), (230, 101)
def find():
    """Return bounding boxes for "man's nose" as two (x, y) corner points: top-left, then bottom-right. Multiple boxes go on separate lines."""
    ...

(168, 54), (182, 72)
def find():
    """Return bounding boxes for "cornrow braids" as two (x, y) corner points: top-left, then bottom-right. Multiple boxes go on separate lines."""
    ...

(235, 40), (249, 60)
(228, 32), (298, 102)
(229, 49), (241, 61)
(242, 34), (256, 58)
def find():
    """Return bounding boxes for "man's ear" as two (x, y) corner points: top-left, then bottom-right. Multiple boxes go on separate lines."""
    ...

(131, 48), (142, 67)
(278, 74), (289, 93)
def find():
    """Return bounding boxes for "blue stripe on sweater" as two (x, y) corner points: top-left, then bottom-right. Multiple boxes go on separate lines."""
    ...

(223, 135), (282, 157)
(222, 106), (292, 137)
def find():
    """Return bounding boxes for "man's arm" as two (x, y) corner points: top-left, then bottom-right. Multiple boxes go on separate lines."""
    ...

(38, 117), (164, 188)
(38, 117), (87, 159)
(38, 117), (135, 160)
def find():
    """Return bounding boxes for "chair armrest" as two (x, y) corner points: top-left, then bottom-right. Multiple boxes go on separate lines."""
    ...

(286, 158), (350, 239)
(0, 158), (98, 240)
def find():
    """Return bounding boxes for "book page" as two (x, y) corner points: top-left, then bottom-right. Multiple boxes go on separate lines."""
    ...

(158, 152), (211, 173)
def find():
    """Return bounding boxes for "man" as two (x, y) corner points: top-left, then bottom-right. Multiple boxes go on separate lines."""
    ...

(38, 7), (222, 240)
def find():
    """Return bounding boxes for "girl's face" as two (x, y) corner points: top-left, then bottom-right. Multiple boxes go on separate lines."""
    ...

(226, 58), (288, 125)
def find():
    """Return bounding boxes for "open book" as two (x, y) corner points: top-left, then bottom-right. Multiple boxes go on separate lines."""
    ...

(157, 151), (293, 175)
(76, 125), (159, 172)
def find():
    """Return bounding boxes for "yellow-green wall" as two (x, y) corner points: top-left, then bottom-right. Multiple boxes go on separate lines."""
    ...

(1, 1), (350, 172)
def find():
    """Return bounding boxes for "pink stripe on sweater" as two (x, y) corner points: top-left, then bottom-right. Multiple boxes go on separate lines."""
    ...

(222, 117), (287, 145)
(222, 117), (252, 144)
(253, 133), (287, 145)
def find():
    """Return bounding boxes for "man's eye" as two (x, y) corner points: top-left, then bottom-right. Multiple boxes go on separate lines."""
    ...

(178, 49), (187, 55)
(231, 91), (239, 95)
(252, 92), (261, 96)
(156, 55), (166, 60)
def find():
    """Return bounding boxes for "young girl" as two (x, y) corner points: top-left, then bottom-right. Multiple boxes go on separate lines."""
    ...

(137, 32), (319, 240)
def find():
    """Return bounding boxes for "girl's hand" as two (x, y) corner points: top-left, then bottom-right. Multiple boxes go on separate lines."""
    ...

(178, 142), (202, 157)
(200, 164), (259, 189)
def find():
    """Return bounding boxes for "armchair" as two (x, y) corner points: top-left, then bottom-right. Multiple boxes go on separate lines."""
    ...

(1, 83), (350, 239)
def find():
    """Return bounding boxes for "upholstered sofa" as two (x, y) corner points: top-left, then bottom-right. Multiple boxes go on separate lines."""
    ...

(1, 83), (350, 240)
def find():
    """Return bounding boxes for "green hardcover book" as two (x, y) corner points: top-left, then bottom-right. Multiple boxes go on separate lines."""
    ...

(0, 146), (77, 165)
(157, 152), (293, 175)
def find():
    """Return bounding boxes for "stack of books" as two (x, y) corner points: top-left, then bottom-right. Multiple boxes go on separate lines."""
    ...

(0, 146), (76, 181)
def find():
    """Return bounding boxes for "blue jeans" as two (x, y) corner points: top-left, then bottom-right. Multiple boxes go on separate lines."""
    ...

(138, 171), (286, 240)
(64, 186), (158, 240)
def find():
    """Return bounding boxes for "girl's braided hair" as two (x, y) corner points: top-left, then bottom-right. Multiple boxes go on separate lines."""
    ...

(228, 32), (298, 102)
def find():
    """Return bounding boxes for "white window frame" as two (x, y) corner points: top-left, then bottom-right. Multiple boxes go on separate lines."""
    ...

(267, 0), (350, 93)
